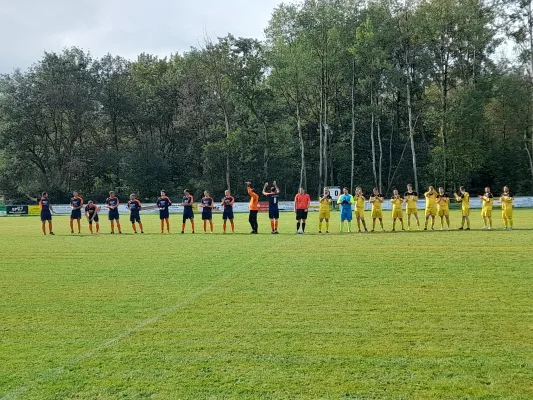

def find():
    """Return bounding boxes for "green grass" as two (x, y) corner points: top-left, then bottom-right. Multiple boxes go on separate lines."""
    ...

(1, 210), (533, 399)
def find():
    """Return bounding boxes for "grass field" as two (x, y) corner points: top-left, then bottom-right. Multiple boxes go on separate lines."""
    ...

(1, 210), (533, 399)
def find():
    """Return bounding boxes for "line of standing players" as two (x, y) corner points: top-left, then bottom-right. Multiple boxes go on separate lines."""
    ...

(36, 183), (275, 235)
(333, 184), (516, 233)
(33, 181), (516, 235)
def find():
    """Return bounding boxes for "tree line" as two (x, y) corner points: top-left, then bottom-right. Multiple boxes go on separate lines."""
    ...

(1, 0), (533, 203)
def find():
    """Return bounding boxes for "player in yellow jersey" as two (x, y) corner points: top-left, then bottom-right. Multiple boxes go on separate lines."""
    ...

(404, 184), (420, 230)
(454, 186), (471, 230)
(478, 187), (494, 230)
(354, 187), (368, 233)
(318, 188), (332, 233)
(369, 188), (385, 232)
(424, 186), (438, 230)
(391, 189), (405, 231)
(499, 186), (514, 230)
(436, 187), (451, 230)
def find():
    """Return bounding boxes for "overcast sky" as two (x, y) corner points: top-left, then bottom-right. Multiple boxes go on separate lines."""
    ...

(0, 0), (286, 74)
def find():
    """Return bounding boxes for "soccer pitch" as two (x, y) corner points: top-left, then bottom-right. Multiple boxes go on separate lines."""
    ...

(1, 211), (533, 399)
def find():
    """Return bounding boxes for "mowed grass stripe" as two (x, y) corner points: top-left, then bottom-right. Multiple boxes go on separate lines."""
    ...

(1, 211), (533, 399)
(1, 216), (297, 398)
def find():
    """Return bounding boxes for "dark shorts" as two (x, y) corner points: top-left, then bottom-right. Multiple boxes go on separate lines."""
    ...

(269, 208), (280, 220)
(223, 210), (234, 220)
(108, 210), (120, 221)
(159, 210), (169, 220)
(71, 209), (82, 220)
(130, 213), (141, 223)
(202, 211), (212, 221)
(183, 208), (194, 223)
(88, 214), (99, 224)
(296, 209), (308, 221)
(40, 211), (52, 222)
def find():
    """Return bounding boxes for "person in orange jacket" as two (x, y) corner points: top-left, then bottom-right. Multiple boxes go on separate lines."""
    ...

(246, 181), (259, 234)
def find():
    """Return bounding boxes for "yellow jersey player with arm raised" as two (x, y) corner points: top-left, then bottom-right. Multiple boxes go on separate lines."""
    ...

(318, 188), (332, 233)
(404, 184), (420, 230)
(369, 188), (385, 232)
(354, 187), (368, 233)
(424, 186), (438, 230)
(436, 187), (451, 230)
(478, 187), (494, 230)
(454, 186), (470, 230)
(391, 189), (405, 232)
(499, 186), (514, 230)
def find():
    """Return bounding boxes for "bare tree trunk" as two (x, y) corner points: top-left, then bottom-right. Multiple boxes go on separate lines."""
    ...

(370, 87), (378, 189)
(329, 129), (334, 186)
(377, 105), (383, 193)
(440, 88), (447, 189)
(262, 121), (268, 179)
(323, 30), (329, 191)
(296, 101), (306, 189)
(440, 44), (450, 189)
(525, 133), (533, 182)
(524, 0), (533, 186)
(350, 59), (356, 192)
(406, 64), (419, 192)
(224, 109), (231, 191)
(323, 120), (328, 189)
(387, 105), (394, 192)
(318, 97), (323, 194)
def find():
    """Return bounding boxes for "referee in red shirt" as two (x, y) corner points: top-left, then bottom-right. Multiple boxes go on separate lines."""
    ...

(294, 187), (311, 234)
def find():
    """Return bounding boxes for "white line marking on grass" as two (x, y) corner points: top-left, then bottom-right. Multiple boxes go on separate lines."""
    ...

(0, 266), (241, 400)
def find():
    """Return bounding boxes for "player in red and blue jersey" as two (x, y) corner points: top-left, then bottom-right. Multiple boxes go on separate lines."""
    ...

(106, 191), (122, 234)
(181, 189), (195, 234)
(157, 190), (172, 234)
(201, 191), (214, 233)
(221, 190), (235, 233)
(38, 192), (54, 235)
(127, 194), (144, 234)
(70, 191), (84, 234)
(263, 180), (280, 234)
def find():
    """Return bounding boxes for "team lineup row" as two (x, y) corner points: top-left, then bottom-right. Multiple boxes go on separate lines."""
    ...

(32, 182), (516, 235)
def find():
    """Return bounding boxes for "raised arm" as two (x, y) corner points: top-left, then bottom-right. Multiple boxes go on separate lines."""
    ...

(262, 182), (269, 196)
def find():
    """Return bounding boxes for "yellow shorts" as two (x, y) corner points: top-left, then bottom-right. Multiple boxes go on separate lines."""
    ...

(481, 209), (493, 218)
(355, 209), (365, 219)
(438, 209), (450, 217)
(318, 210), (330, 220)
(425, 207), (437, 216)
(462, 208), (470, 217)
(406, 208), (418, 215)
(392, 209), (403, 219)
(502, 210), (513, 219)
(371, 209), (383, 219)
